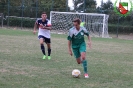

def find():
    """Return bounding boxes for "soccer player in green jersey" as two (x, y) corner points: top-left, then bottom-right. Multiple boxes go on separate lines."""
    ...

(67, 18), (92, 78)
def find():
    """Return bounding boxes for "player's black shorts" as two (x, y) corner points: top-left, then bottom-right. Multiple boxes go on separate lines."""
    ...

(38, 35), (51, 43)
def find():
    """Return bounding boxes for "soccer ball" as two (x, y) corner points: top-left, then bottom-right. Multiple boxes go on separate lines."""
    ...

(72, 69), (81, 78)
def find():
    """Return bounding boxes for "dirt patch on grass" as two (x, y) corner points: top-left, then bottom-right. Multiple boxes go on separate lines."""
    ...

(0, 69), (9, 73)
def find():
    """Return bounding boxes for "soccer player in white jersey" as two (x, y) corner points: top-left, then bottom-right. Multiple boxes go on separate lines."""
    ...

(67, 18), (92, 78)
(33, 12), (52, 60)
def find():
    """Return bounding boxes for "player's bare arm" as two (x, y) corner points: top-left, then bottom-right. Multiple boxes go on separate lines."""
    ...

(39, 23), (51, 30)
(43, 26), (51, 30)
(33, 22), (37, 34)
(68, 40), (72, 56)
(87, 36), (92, 49)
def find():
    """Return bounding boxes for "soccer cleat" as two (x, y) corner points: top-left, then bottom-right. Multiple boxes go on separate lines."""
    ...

(48, 56), (51, 60)
(84, 73), (89, 78)
(43, 55), (46, 60)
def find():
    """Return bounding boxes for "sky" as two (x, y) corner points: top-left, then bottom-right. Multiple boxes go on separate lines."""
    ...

(68, 0), (132, 10)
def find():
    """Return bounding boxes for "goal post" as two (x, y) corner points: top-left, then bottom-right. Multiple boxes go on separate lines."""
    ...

(50, 11), (109, 38)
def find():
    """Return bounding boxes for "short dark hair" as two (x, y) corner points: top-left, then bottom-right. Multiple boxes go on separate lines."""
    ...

(42, 12), (47, 15)
(72, 18), (81, 24)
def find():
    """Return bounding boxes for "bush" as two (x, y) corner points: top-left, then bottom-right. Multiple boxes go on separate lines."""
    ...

(4, 17), (36, 28)
(3, 17), (133, 34)
(108, 24), (133, 34)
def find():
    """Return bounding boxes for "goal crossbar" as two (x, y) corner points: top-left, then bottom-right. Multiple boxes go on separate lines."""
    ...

(50, 11), (109, 38)
(51, 11), (107, 16)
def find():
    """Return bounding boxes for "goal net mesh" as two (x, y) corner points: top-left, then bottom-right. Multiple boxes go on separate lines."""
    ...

(50, 11), (109, 38)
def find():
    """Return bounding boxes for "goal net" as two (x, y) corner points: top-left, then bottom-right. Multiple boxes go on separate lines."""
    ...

(50, 11), (109, 38)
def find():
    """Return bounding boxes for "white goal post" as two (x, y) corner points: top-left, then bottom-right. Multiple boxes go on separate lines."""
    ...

(50, 11), (109, 38)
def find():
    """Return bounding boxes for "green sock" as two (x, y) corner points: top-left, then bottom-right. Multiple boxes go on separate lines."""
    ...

(82, 60), (88, 73)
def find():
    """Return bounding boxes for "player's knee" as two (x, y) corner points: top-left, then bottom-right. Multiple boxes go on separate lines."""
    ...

(48, 46), (51, 49)
(77, 60), (81, 64)
(81, 55), (86, 60)
(40, 42), (43, 45)
(39, 39), (44, 44)
(40, 40), (43, 44)
(47, 44), (51, 48)
(77, 62), (81, 64)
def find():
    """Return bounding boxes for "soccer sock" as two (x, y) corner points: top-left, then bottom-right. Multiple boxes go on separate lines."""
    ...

(82, 60), (88, 73)
(41, 44), (46, 55)
(48, 48), (51, 56)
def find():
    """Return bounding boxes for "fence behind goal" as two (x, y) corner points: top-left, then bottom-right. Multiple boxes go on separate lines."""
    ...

(0, 13), (4, 27)
(50, 11), (109, 38)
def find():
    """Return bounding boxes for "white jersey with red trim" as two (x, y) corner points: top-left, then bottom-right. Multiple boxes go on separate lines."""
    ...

(36, 19), (51, 38)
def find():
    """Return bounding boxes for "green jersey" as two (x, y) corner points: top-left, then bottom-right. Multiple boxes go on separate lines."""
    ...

(67, 27), (89, 48)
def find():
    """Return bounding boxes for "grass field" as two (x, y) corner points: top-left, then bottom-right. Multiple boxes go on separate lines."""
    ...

(0, 29), (133, 88)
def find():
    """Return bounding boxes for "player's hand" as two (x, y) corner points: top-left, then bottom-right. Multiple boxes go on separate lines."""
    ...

(33, 30), (36, 35)
(39, 23), (43, 27)
(69, 50), (73, 56)
(43, 26), (46, 29)
(39, 23), (44, 28)
(88, 41), (92, 49)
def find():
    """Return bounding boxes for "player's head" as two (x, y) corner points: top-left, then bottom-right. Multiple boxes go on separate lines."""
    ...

(73, 18), (81, 27)
(41, 12), (47, 20)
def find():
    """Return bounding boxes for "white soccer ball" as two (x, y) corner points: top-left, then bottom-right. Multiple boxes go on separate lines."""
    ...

(72, 69), (81, 78)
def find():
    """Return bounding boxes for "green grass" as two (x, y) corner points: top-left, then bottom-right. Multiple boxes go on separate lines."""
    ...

(0, 29), (133, 88)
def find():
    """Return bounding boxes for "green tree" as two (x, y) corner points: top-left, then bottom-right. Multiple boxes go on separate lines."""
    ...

(97, 0), (113, 14)
(37, 0), (66, 17)
(85, 0), (97, 12)
(0, 0), (7, 13)
(72, 0), (83, 12)
(53, 0), (66, 11)
(72, 0), (97, 12)
(101, 0), (113, 10)
(0, 0), (67, 17)
(38, 0), (66, 11)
